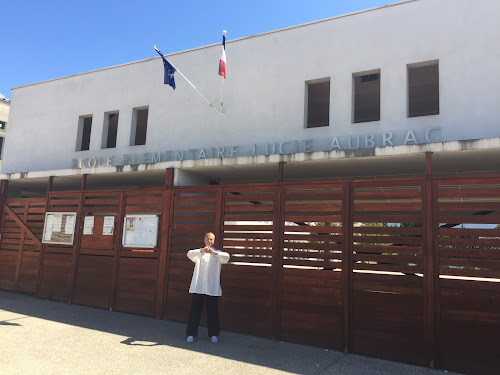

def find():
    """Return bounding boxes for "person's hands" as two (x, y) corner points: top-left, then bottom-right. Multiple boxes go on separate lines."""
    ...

(201, 246), (217, 255)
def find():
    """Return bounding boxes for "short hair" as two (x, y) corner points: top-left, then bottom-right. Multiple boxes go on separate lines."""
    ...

(205, 232), (215, 238)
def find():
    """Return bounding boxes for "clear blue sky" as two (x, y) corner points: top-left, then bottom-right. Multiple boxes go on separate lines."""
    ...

(1, 0), (393, 100)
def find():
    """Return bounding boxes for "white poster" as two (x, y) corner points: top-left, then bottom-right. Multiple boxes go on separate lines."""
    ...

(83, 216), (94, 235)
(43, 215), (54, 241)
(103, 216), (115, 235)
(52, 215), (62, 232)
(65, 215), (76, 234)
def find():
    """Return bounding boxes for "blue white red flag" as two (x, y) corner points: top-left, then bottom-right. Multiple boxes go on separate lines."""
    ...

(218, 32), (227, 79)
(154, 45), (176, 89)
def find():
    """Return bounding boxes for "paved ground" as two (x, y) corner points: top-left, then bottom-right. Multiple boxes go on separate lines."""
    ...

(0, 290), (460, 375)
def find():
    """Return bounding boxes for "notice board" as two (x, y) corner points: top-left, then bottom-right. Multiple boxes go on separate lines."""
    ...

(42, 212), (77, 245)
(122, 214), (159, 248)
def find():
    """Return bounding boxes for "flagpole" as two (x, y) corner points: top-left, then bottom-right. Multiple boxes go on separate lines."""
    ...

(153, 45), (220, 115)
(220, 76), (225, 114)
(175, 68), (220, 115)
(220, 30), (227, 114)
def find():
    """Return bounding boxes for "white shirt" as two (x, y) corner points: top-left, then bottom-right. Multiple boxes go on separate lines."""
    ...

(187, 248), (230, 296)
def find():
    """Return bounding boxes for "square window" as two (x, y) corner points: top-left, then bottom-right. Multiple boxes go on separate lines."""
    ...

(306, 80), (330, 128)
(408, 62), (439, 117)
(353, 72), (380, 123)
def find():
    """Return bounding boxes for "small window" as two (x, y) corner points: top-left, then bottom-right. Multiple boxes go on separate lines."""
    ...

(0, 121), (6, 130)
(102, 112), (119, 149)
(76, 116), (92, 151)
(0, 137), (4, 160)
(131, 107), (149, 146)
(408, 61), (439, 117)
(353, 71), (380, 123)
(306, 80), (330, 128)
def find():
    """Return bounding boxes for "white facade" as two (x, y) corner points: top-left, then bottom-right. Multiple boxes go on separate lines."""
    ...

(0, 97), (9, 166)
(2, 0), (500, 187)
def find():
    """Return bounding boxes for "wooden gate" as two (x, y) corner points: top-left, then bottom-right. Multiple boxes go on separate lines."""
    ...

(38, 193), (82, 301)
(350, 181), (426, 365)
(280, 183), (345, 349)
(0, 176), (499, 374)
(435, 178), (500, 375)
(0, 198), (45, 293)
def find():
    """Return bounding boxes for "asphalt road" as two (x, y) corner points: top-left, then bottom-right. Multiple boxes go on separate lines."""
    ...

(0, 290), (460, 375)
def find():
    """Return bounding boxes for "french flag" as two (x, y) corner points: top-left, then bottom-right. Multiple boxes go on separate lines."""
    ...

(218, 31), (227, 79)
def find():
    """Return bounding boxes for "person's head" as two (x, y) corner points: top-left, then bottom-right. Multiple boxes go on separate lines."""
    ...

(204, 232), (215, 248)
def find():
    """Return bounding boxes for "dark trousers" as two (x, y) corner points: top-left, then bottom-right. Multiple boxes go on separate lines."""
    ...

(186, 293), (220, 337)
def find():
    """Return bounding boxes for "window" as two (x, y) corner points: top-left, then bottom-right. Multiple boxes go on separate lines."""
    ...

(353, 71), (380, 123)
(131, 107), (149, 146)
(408, 61), (439, 117)
(0, 137), (3, 160)
(76, 116), (92, 151)
(0, 121), (6, 130)
(102, 112), (119, 149)
(306, 79), (330, 128)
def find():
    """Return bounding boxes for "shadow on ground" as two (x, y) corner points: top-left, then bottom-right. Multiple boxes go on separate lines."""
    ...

(0, 290), (458, 375)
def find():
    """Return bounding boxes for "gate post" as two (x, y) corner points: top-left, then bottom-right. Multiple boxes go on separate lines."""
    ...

(342, 182), (353, 353)
(35, 176), (53, 297)
(0, 180), (8, 243)
(272, 182), (285, 340)
(424, 153), (439, 368)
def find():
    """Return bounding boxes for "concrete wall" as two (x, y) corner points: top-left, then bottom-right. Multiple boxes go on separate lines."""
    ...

(3, 0), (500, 173)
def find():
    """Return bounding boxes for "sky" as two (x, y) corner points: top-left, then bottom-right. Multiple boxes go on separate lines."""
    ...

(1, 0), (395, 100)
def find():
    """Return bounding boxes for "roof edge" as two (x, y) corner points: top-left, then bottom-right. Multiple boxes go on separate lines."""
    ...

(11, 0), (420, 91)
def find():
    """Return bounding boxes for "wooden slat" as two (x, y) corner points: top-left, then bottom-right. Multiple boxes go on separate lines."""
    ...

(3, 204), (42, 247)
(355, 202), (422, 212)
(438, 188), (500, 199)
(439, 214), (500, 224)
(438, 236), (500, 248)
(225, 204), (274, 212)
(353, 226), (423, 235)
(354, 190), (422, 199)
(438, 227), (500, 237)
(354, 234), (423, 245)
(353, 244), (423, 255)
(284, 225), (343, 233)
(354, 214), (422, 223)
(224, 193), (274, 202)
(285, 203), (342, 212)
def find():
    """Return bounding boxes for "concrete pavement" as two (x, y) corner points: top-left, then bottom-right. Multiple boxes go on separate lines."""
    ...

(0, 290), (459, 375)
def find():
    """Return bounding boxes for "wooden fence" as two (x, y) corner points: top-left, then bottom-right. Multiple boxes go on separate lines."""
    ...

(0, 176), (499, 375)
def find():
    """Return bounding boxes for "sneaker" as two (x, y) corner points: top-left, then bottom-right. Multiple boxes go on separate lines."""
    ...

(210, 336), (218, 343)
(187, 336), (194, 343)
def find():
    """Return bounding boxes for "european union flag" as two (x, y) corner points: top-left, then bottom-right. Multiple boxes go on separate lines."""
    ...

(154, 46), (176, 89)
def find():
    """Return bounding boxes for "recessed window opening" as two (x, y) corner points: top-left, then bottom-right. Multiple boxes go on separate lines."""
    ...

(103, 112), (119, 149)
(131, 107), (149, 146)
(0, 137), (4, 160)
(306, 79), (330, 128)
(353, 72), (380, 123)
(408, 62), (439, 117)
(0, 120), (6, 130)
(76, 115), (92, 151)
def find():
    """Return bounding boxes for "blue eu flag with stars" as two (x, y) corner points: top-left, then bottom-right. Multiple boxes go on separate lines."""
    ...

(154, 46), (176, 89)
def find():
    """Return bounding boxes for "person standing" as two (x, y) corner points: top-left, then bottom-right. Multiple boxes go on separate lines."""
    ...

(186, 232), (230, 343)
